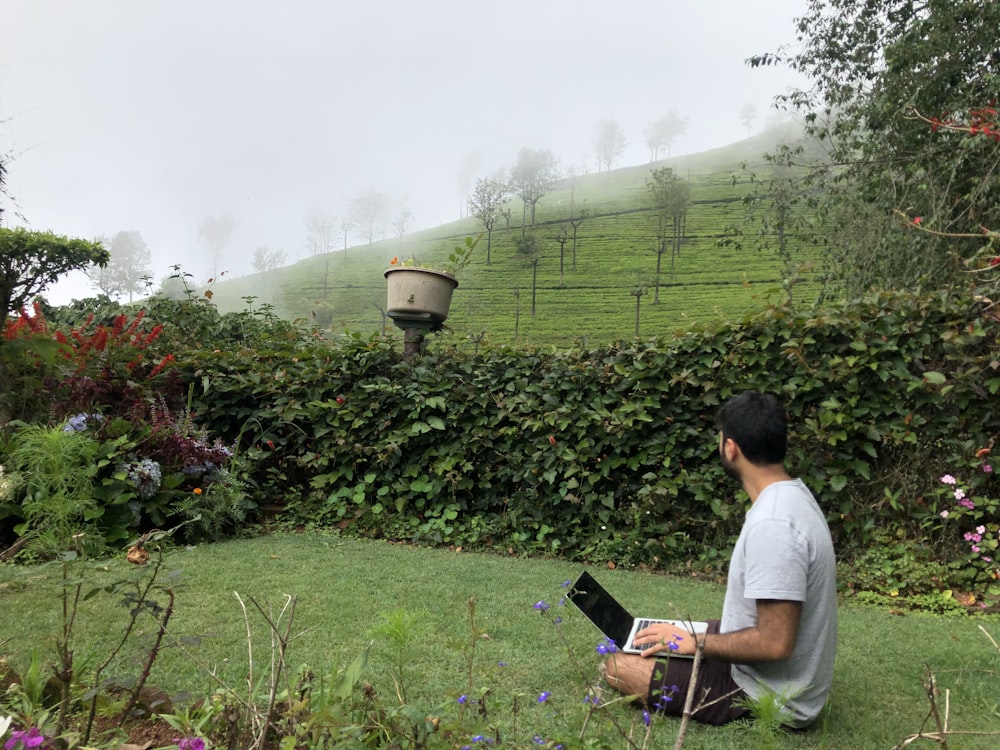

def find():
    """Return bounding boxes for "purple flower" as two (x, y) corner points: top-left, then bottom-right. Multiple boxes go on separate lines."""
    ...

(458, 694), (468, 704)
(596, 638), (618, 655)
(5, 727), (47, 749)
(538, 691), (551, 703)
(561, 580), (572, 588)
(533, 600), (550, 613)
(175, 738), (205, 750)
(643, 709), (651, 726)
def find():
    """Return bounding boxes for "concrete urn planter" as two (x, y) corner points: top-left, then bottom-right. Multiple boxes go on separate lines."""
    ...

(384, 267), (459, 325)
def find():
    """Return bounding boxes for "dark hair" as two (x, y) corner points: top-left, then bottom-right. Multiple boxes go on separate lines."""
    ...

(716, 391), (787, 466)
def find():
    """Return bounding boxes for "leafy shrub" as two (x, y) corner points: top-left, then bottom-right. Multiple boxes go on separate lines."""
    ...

(182, 290), (999, 605)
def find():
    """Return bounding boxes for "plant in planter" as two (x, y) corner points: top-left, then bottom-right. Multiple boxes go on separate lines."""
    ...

(384, 234), (481, 329)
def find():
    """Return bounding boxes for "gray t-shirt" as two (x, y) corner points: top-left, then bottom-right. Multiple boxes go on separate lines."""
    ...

(720, 479), (838, 728)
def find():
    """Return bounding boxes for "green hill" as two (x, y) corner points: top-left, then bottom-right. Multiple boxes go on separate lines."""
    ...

(210, 124), (822, 347)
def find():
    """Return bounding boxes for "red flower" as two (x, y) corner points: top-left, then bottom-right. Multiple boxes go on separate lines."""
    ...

(912, 216), (923, 225)
(990, 257), (1000, 267)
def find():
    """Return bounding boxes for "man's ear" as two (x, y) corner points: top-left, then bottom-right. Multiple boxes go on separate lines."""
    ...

(721, 436), (741, 463)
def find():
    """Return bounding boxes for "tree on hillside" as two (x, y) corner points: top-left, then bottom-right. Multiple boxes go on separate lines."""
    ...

(390, 199), (413, 248)
(554, 227), (569, 286)
(499, 206), (513, 255)
(348, 188), (388, 248)
(646, 166), (691, 303)
(569, 205), (589, 270)
(740, 103), (758, 137)
(510, 148), (560, 234)
(456, 153), (482, 219)
(198, 214), (237, 279)
(340, 216), (352, 255)
(304, 210), (337, 299)
(749, 0), (1000, 295)
(253, 246), (287, 274)
(644, 111), (689, 161)
(594, 119), (627, 172)
(470, 177), (508, 265)
(87, 230), (152, 301)
(514, 232), (542, 317)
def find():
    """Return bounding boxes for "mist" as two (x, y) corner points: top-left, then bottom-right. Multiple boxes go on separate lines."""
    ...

(0, 0), (808, 304)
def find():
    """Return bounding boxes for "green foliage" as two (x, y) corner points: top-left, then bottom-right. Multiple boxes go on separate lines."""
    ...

(751, 0), (1000, 295)
(2, 424), (103, 557)
(0, 227), (108, 319)
(185, 289), (999, 607)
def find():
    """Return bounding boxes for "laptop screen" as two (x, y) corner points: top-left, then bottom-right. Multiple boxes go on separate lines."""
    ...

(569, 570), (633, 647)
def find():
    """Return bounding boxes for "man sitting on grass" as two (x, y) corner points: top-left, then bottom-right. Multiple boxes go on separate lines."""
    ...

(603, 391), (838, 728)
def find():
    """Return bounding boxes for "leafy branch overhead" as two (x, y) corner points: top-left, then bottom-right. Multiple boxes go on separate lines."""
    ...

(0, 227), (108, 319)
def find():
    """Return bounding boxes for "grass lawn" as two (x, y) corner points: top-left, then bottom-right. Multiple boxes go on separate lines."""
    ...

(2, 532), (999, 748)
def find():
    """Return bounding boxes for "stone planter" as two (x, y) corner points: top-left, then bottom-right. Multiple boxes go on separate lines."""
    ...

(384, 267), (459, 325)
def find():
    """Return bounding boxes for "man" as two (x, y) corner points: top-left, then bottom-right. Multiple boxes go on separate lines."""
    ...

(603, 391), (837, 728)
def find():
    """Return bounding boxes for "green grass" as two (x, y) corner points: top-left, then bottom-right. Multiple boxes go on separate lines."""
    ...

(205, 126), (825, 348)
(2, 533), (999, 748)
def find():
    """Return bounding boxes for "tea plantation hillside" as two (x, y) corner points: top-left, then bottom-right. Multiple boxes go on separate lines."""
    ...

(210, 125), (823, 347)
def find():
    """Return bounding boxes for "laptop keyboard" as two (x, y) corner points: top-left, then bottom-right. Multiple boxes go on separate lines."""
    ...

(632, 619), (655, 650)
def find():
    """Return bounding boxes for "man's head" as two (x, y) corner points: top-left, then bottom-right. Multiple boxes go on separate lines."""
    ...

(716, 391), (788, 476)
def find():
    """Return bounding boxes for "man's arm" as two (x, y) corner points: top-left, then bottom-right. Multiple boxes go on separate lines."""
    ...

(632, 599), (802, 662)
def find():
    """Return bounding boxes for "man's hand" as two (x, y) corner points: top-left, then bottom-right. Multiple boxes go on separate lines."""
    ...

(631, 622), (697, 657)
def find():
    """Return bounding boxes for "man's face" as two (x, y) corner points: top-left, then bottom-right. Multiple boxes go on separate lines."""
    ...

(719, 432), (741, 482)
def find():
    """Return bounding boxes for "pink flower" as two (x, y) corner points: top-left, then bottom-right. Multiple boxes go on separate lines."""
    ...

(954, 488), (966, 500)
(977, 525), (987, 535)
(940, 510), (950, 519)
(940, 474), (957, 485)
(982, 463), (993, 474)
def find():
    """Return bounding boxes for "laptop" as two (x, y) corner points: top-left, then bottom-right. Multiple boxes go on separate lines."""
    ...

(568, 570), (708, 656)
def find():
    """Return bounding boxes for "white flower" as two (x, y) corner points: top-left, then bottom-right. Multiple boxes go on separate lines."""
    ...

(0, 715), (12, 737)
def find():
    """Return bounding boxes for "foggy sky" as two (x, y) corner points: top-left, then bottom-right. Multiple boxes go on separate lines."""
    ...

(0, 0), (808, 304)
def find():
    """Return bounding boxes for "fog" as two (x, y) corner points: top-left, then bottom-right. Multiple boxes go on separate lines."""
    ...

(0, 0), (808, 304)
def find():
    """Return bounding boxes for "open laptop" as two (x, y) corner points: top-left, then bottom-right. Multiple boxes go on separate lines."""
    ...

(568, 570), (708, 656)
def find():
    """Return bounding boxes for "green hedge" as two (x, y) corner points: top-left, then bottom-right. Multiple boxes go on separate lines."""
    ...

(184, 290), (999, 584)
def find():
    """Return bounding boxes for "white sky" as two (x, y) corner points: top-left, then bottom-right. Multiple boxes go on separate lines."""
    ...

(0, 0), (808, 304)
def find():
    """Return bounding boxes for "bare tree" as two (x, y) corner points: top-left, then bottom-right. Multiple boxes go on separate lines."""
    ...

(348, 188), (388, 248)
(390, 199), (413, 247)
(740, 103), (758, 137)
(456, 153), (482, 218)
(198, 214), (237, 279)
(500, 206), (513, 255)
(470, 177), (508, 264)
(510, 148), (560, 234)
(304, 210), (337, 298)
(594, 119), (627, 172)
(514, 232), (542, 317)
(644, 111), (690, 161)
(569, 205), (589, 270)
(554, 226), (569, 286)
